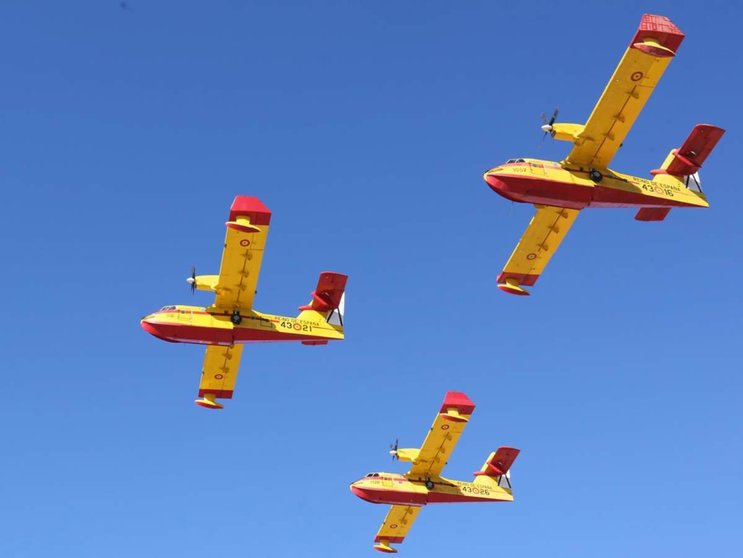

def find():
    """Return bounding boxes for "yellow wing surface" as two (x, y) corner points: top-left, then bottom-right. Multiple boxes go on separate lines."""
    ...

(497, 205), (580, 296)
(211, 197), (272, 313)
(373, 505), (422, 553)
(406, 392), (476, 479)
(194, 197), (272, 409)
(564, 14), (684, 169)
(195, 344), (245, 409)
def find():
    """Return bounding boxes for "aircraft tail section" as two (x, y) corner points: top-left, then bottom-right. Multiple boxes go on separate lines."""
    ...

(473, 446), (520, 489)
(297, 271), (347, 327)
(649, 124), (724, 188)
(641, 124), (724, 220)
(658, 124), (724, 176)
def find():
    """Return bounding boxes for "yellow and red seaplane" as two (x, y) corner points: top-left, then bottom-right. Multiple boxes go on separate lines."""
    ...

(351, 392), (519, 553)
(484, 14), (725, 295)
(141, 196), (347, 409)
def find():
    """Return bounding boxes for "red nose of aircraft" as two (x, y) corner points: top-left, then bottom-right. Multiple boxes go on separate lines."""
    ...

(140, 317), (177, 343)
(350, 482), (377, 503)
(484, 172), (505, 193)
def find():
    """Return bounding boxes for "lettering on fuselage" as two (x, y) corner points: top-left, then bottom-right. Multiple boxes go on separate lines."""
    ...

(278, 317), (316, 333)
(449, 480), (491, 497)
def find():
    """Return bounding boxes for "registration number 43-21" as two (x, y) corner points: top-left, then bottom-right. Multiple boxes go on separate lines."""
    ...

(279, 320), (313, 333)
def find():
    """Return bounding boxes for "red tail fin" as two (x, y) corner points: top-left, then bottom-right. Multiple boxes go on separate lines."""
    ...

(474, 447), (520, 478)
(298, 272), (347, 313)
(663, 124), (725, 176)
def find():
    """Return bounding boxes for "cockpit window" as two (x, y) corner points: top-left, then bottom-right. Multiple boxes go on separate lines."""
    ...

(159, 305), (176, 311)
(505, 158), (526, 164)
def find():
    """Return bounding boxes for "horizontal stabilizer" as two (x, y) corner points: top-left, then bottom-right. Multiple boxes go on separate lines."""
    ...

(474, 447), (520, 477)
(664, 124), (725, 176)
(635, 207), (671, 221)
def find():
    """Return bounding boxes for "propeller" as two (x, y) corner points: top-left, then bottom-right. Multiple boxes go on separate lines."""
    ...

(187, 266), (197, 295)
(540, 107), (559, 140)
(389, 438), (399, 461)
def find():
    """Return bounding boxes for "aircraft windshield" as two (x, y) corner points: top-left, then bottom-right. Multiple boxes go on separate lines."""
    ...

(159, 305), (177, 311)
(505, 158), (526, 164)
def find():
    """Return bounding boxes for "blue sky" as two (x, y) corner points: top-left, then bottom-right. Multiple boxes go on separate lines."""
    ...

(1, 1), (741, 556)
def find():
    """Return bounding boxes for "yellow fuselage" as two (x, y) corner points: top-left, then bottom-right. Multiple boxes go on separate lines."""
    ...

(350, 473), (513, 506)
(140, 305), (343, 346)
(484, 158), (708, 210)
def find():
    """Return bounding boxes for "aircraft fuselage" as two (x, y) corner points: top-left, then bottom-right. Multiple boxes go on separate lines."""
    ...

(484, 158), (708, 210)
(140, 305), (342, 345)
(350, 473), (513, 506)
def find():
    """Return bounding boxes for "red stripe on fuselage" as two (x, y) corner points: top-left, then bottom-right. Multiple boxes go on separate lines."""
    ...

(140, 320), (333, 345)
(486, 173), (701, 210)
(351, 485), (505, 506)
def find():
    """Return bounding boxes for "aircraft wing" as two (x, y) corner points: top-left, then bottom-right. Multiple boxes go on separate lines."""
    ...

(407, 392), (475, 479)
(565, 14), (684, 169)
(497, 205), (580, 295)
(212, 196), (272, 313)
(373, 505), (422, 553)
(195, 344), (244, 409)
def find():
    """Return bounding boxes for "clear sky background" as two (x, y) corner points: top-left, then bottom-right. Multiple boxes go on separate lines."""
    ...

(1, 1), (741, 556)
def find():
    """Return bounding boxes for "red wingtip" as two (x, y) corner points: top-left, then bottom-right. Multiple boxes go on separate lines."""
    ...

(228, 196), (272, 225)
(440, 391), (475, 416)
(631, 14), (684, 56)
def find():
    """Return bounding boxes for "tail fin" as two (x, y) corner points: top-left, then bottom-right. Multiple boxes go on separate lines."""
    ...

(641, 124), (724, 221)
(650, 124), (725, 187)
(473, 447), (520, 489)
(297, 271), (347, 326)
(655, 124), (725, 177)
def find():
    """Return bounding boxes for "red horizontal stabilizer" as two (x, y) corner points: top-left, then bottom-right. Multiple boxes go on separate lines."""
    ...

(474, 447), (520, 477)
(439, 391), (475, 416)
(298, 272), (348, 312)
(635, 207), (671, 221)
(665, 124), (725, 176)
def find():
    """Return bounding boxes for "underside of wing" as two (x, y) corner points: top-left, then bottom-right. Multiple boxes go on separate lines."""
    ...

(565, 14), (684, 169)
(212, 196), (272, 313)
(195, 344), (244, 409)
(498, 205), (580, 296)
(373, 505), (421, 554)
(406, 392), (475, 479)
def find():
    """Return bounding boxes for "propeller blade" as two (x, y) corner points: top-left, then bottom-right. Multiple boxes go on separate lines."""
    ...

(187, 266), (197, 294)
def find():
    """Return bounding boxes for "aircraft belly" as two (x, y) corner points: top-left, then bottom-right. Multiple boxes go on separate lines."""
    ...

(487, 174), (592, 209)
(351, 486), (427, 506)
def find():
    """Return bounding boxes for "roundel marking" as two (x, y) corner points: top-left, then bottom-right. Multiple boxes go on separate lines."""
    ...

(441, 424), (450, 430)
(390, 524), (398, 529)
(293, 323), (302, 330)
(214, 374), (224, 380)
(526, 253), (537, 260)
(240, 239), (251, 247)
(631, 71), (643, 82)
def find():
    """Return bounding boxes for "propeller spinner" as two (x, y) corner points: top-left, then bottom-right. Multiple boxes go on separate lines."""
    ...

(389, 438), (399, 461)
(540, 107), (559, 138)
(186, 266), (197, 294)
